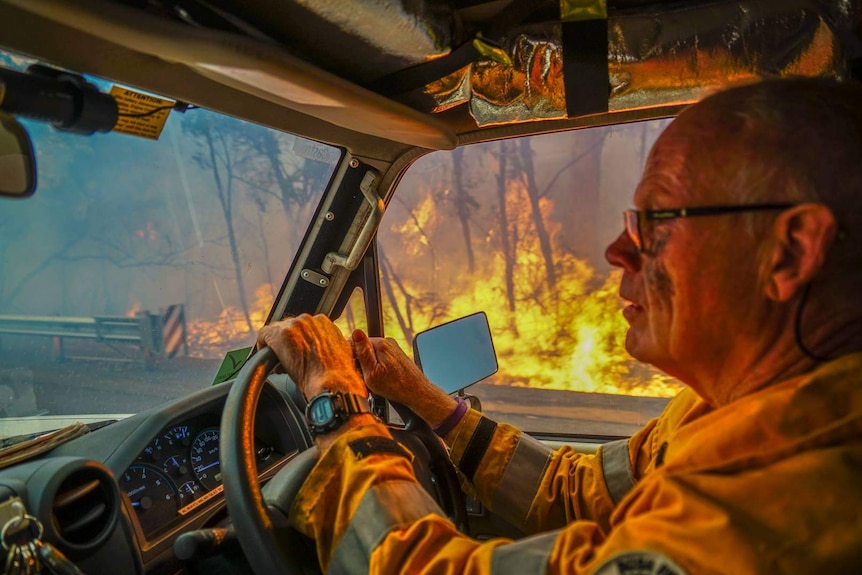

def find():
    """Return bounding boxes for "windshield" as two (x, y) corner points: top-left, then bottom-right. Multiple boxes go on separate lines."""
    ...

(0, 50), (340, 435)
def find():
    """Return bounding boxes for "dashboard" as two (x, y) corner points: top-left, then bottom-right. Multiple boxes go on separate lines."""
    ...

(119, 409), (284, 539)
(0, 376), (311, 574)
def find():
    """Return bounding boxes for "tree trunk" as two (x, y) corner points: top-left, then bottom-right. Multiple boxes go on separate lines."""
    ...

(495, 142), (517, 313)
(259, 131), (295, 218)
(204, 127), (254, 334)
(393, 195), (438, 295)
(451, 147), (476, 273)
(518, 138), (557, 295)
(256, 209), (275, 298)
(379, 248), (414, 344)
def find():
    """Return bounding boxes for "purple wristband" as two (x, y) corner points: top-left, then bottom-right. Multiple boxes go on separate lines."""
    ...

(433, 397), (469, 437)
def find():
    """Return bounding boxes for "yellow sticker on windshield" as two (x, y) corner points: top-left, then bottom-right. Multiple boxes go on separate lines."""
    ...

(110, 86), (174, 140)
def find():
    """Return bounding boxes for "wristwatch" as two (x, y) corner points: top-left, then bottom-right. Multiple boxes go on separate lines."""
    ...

(305, 390), (372, 438)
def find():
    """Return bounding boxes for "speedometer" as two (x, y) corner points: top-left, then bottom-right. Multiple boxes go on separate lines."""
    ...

(191, 428), (220, 491)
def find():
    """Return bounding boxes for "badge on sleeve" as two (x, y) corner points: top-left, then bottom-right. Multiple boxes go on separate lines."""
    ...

(593, 550), (688, 575)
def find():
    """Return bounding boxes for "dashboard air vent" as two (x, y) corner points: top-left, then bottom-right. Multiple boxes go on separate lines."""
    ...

(51, 466), (117, 550)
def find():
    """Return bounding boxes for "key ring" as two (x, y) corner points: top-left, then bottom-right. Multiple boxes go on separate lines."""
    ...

(1, 503), (43, 551)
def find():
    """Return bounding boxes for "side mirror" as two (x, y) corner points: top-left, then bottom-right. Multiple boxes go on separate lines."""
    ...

(0, 111), (36, 198)
(413, 312), (498, 394)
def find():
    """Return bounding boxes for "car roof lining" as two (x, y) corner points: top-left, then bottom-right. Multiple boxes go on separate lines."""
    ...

(0, 0), (696, 170)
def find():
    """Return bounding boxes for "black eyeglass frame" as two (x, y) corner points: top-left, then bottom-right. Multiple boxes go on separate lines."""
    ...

(623, 203), (796, 252)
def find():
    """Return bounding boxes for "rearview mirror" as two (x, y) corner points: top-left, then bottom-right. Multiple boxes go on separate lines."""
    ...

(413, 312), (498, 394)
(0, 110), (36, 198)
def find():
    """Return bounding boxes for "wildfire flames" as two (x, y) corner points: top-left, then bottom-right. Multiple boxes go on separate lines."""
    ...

(185, 284), (274, 359)
(376, 170), (682, 399)
(178, 268), (678, 398)
(125, 300), (142, 318)
(174, 176), (680, 399)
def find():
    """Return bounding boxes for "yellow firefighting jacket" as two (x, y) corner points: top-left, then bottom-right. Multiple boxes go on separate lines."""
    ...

(290, 352), (862, 574)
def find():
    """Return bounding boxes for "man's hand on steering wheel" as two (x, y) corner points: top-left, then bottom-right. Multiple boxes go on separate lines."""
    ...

(230, 314), (469, 575)
(257, 314), (375, 450)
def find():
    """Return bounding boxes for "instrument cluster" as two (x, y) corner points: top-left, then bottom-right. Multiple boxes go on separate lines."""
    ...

(119, 414), (280, 537)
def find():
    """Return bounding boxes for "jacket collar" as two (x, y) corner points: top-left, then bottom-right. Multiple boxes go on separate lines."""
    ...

(660, 351), (862, 474)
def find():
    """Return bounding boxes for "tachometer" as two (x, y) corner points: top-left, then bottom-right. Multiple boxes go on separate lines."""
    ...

(191, 428), (221, 491)
(120, 465), (179, 536)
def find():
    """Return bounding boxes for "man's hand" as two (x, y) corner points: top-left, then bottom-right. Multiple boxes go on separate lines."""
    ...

(351, 331), (426, 404)
(257, 314), (365, 400)
(352, 330), (458, 428)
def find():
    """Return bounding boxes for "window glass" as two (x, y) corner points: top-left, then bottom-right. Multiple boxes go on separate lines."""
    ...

(334, 288), (368, 338)
(0, 49), (340, 433)
(378, 121), (680, 436)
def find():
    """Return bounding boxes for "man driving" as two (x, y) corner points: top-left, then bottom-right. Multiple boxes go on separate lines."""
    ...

(258, 77), (862, 574)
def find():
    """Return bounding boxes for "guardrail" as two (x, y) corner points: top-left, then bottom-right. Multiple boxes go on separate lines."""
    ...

(0, 305), (187, 368)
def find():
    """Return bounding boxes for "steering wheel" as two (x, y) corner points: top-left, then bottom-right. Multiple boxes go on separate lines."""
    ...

(220, 346), (468, 574)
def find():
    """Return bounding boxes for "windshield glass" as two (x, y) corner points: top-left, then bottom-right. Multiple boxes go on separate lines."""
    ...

(0, 50), (340, 434)
(379, 120), (680, 436)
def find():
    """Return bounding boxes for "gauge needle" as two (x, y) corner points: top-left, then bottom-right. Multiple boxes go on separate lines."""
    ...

(196, 461), (219, 472)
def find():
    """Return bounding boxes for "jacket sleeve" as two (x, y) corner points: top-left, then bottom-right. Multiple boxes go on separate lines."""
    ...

(440, 388), (706, 535)
(290, 418), (718, 575)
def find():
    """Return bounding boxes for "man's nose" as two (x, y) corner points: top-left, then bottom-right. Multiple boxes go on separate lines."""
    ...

(605, 231), (641, 271)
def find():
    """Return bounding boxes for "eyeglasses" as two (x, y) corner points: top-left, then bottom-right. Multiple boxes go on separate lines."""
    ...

(624, 203), (796, 252)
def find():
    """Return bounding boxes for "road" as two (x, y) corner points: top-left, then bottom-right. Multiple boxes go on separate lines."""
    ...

(0, 336), (670, 438)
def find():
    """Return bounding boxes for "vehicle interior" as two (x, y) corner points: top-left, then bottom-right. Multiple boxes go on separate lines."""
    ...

(0, 0), (860, 573)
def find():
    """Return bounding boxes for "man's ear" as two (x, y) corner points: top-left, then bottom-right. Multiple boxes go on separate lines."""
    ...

(763, 203), (838, 302)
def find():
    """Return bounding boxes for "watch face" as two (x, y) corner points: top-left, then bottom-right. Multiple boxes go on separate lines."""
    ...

(309, 396), (335, 425)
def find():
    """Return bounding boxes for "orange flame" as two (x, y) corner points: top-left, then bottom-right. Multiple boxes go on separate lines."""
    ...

(125, 300), (142, 318)
(185, 283), (273, 358)
(379, 178), (681, 398)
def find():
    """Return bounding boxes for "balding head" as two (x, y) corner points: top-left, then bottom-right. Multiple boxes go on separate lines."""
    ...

(664, 78), (862, 237)
(650, 78), (862, 293)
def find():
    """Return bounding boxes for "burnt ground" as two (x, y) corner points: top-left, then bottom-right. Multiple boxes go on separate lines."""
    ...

(0, 336), (670, 438)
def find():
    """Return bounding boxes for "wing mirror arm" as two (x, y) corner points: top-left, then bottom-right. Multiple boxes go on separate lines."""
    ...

(457, 389), (483, 413)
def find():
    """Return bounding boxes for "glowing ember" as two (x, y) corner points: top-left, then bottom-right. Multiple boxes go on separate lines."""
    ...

(135, 221), (157, 241)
